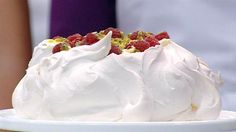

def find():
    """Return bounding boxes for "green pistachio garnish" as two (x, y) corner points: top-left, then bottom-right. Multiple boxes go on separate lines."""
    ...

(61, 43), (70, 51)
(54, 37), (67, 43)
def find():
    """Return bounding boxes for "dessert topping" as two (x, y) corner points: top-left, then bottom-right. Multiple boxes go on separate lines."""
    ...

(51, 28), (170, 54)
(82, 33), (99, 45)
(126, 40), (150, 52)
(155, 31), (170, 41)
(104, 27), (124, 38)
(52, 43), (70, 54)
(109, 45), (122, 55)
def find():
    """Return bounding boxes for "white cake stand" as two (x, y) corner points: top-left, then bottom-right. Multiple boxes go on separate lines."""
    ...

(1, 109), (236, 132)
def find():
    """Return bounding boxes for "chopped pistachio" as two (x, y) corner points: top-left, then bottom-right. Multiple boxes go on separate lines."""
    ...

(61, 43), (70, 51)
(97, 32), (106, 40)
(54, 37), (67, 43)
(47, 39), (55, 43)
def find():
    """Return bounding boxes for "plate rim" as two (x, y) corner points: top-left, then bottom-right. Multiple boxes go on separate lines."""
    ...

(1, 109), (236, 132)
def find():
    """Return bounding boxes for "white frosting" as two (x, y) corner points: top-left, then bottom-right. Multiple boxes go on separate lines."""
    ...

(28, 39), (58, 67)
(12, 32), (222, 121)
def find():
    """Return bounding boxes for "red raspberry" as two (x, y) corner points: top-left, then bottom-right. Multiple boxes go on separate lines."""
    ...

(133, 40), (150, 52)
(68, 39), (79, 47)
(104, 27), (122, 38)
(128, 31), (153, 40)
(155, 31), (170, 41)
(83, 33), (99, 45)
(52, 44), (62, 54)
(129, 31), (138, 40)
(52, 43), (70, 54)
(109, 45), (122, 55)
(67, 33), (83, 47)
(126, 40), (150, 52)
(67, 33), (83, 42)
(145, 35), (160, 47)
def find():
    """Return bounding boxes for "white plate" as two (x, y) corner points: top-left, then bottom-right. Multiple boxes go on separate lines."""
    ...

(1, 109), (236, 132)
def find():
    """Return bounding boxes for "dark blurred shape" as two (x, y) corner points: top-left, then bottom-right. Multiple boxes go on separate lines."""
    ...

(50, 0), (116, 37)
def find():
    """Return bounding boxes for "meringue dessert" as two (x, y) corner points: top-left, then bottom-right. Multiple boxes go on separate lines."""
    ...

(12, 28), (223, 121)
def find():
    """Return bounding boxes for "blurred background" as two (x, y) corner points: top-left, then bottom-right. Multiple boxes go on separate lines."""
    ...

(28, 0), (51, 47)
(0, 0), (235, 112)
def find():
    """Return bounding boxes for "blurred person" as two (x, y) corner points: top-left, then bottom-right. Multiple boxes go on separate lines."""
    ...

(50, 0), (116, 37)
(117, 0), (236, 110)
(0, 0), (32, 109)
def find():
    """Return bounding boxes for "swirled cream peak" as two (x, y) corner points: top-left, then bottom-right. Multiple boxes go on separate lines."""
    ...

(13, 32), (222, 121)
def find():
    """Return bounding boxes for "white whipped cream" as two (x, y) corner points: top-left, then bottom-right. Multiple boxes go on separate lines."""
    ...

(12, 32), (222, 121)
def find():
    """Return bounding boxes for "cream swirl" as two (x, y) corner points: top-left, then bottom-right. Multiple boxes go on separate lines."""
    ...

(12, 32), (222, 121)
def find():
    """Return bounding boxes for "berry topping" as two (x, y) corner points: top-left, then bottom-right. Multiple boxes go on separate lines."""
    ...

(67, 34), (83, 48)
(104, 27), (123, 38)
(155, 31), (170, 41)
(51, 28), (170, 54)
(83, 33), (99, 45)
(52, 43), (70, 54)
(128, 31), (138, 40)
(68, 40), (78, 48)
(144, 35), (160, 47)
(127, 40), (150, 52)
(67, 33), (83, 42)
(109, 45), (122, 55)
(128, 31), (153, 40)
